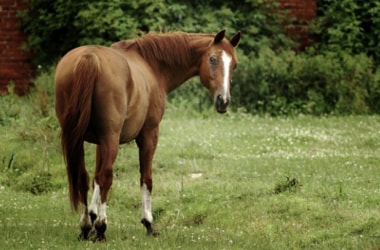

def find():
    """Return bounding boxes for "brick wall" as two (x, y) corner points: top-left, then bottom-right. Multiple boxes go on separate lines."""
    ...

(0, 0), (33, 95)
(278, 0), (317, 51)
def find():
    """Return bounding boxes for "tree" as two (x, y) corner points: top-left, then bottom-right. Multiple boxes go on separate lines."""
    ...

(19, 0), (290, 67)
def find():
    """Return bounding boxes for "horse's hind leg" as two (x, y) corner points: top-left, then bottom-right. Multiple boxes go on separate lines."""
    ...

(77, 167), (92, 240)
(87, 146), (103, 230)
(88, 180), (101, 225)
(78, 206), (92, 240)
(91, 139), (119, 241)
(78, 178), (100, 241)
(78, 165), (101, 241)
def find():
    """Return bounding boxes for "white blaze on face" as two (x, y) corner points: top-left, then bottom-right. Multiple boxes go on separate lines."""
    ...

(141, 183), (153, 223)
(221, 51), (232, 101)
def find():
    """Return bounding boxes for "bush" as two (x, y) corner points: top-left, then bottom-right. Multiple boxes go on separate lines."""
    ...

(230, 48), (380, 115)
(311, 0), (380, 63)
(19, 0), (380, 116)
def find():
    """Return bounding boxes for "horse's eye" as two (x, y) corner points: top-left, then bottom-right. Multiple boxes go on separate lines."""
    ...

(209, 55), (217, 65)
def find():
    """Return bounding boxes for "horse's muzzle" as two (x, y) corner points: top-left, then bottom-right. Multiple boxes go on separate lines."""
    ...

(215, 94), (230, 113)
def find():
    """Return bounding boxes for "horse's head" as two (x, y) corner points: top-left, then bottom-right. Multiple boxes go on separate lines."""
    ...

(199, 30), (240, 113)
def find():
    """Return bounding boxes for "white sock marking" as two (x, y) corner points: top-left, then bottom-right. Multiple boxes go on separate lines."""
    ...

(99, 202), (107, 223)
(89, 182), (100, 215)
(79, 206), (91, 228)
(141, 183), (153, 223)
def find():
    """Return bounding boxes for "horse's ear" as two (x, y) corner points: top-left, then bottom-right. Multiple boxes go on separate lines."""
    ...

(230, 31), (241, 47)
(214, 30), (226, 44)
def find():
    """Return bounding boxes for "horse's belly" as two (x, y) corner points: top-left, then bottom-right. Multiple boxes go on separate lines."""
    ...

(119, 115), (146, 144)
(83, 124), (140, 145)
(119, 130), (137, 144)
(118, 92), (150, 144)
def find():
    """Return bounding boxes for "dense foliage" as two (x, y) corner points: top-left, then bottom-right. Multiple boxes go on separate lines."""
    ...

(233, 49), (380, 115)
(19, 0), (380, 115)
(19, 0), (289, 66)
(311, 0), (380, 63)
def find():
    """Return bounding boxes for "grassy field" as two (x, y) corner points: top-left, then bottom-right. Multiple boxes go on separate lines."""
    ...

(1, 83), (380, 249)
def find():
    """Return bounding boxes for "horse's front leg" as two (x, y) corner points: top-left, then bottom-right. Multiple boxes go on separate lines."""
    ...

(136, 127), (160, 236)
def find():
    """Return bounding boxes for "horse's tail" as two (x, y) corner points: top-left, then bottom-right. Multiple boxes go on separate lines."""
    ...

(60, 52), (100, 211)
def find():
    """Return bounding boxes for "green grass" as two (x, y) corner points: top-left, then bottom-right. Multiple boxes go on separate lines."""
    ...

(1, 82), (380, 249)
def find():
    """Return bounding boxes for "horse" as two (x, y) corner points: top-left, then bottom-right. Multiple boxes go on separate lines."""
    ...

(54, 30), (240, 241)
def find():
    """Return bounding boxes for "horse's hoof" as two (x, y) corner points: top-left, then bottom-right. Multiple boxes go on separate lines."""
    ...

(92, 233), (106, 242)
(78, 225), (92, 241)
(95, 220), (107, 234)
(92, 219), (107, 242)
(78, 232), (89, 241)
(141, 219), (160, 237)
(151, 230), (160, 237)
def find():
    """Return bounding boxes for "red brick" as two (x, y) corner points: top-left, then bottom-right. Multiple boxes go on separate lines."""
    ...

(0, 0), (32, 95)
(277, 0), (317, 51)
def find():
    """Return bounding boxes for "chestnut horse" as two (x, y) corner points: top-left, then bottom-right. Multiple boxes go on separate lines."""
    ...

(54, 30), (240, 241)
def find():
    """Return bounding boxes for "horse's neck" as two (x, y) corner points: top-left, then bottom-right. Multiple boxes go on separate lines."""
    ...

(112, 33), (212, 93)
(163, 34), (211, 93)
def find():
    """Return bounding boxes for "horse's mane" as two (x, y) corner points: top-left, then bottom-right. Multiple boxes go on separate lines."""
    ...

(112, 32), (213, 67)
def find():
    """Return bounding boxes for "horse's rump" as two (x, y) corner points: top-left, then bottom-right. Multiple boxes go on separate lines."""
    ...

(55, 48), (101, 210)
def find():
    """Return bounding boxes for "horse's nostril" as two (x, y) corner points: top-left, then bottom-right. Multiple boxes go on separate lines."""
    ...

(215, 94), (229, 113)
(217, 95), (229, 105)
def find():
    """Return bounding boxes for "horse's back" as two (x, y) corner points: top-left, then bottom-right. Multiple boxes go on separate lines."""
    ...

(55, 45), (130, 91)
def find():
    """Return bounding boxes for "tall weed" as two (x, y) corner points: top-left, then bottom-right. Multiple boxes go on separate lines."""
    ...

(0, 71), (61, 194)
